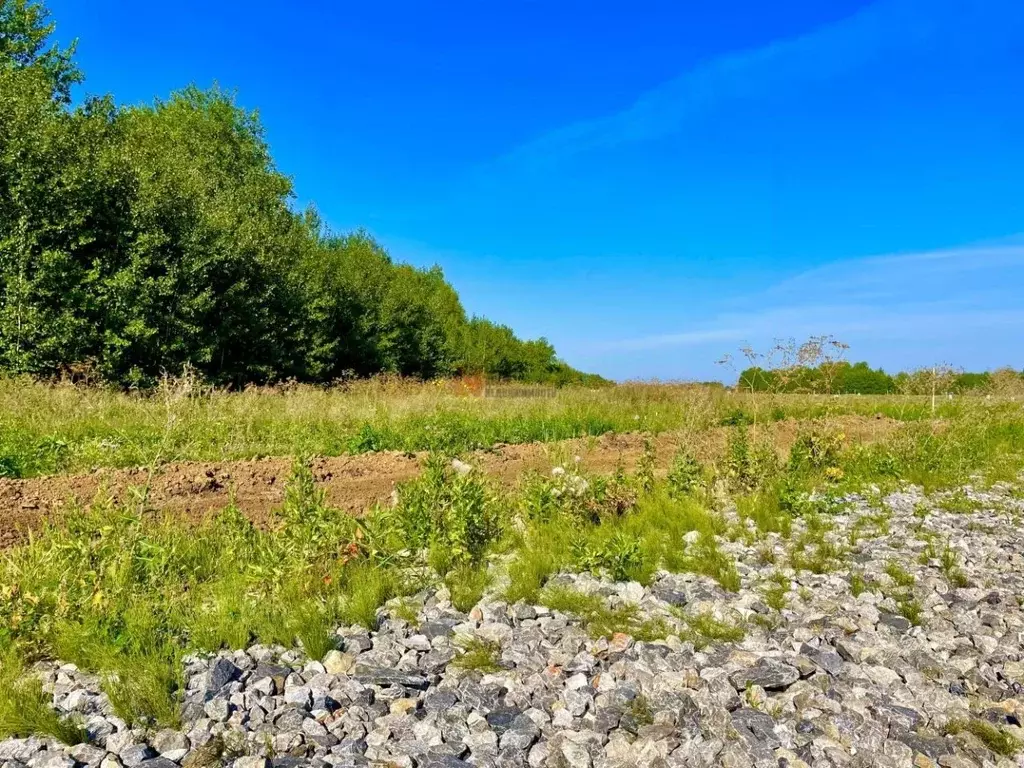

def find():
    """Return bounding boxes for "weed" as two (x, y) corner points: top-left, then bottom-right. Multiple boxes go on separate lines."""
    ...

(682, 533), (742, 592)
(674, 610), (745, 650)
(451, 636), (502, 673)
(790, 520), (847, 574)
(736, 490), (793, 538)
(892, 592), (924, 626)
(635, 435), (656, 495)
(938, 490), (983, 515)
(0, 653), (87, 744)
(445, 565), (492, 613)
(626, 695), (654, 727)
(388, 599), (422, 626)
(666, 448), (705, 499)
(374, 456), (500, 572)
(884, 561), (916, 588)
(849, 572), (868, 597)
(762, 576), (789, 613)
(725, 426), (779, 492)
(939, 544), (970, 588)
(541, 587), (669, 642)
(945, 718), (1022, 757)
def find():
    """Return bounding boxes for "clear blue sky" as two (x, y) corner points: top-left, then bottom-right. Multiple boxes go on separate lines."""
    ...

(49, 0), (1024, 380)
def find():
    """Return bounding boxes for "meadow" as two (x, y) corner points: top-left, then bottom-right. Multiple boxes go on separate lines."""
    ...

(0, 375), (974, 479)
(2, 375), (1023, 743)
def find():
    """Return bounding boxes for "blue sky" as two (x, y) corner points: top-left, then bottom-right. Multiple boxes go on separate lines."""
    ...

(49, 0), (1024, 380)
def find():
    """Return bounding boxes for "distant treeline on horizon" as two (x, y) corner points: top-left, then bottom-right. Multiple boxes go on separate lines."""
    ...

(737, 362), (1024, 395)
(0, 1), (605, 389)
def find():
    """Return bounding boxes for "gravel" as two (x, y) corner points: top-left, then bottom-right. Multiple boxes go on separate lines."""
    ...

(4, 482), (1024, 767)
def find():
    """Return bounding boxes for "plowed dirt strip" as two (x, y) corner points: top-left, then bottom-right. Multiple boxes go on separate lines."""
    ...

(0, 416), (897, 549)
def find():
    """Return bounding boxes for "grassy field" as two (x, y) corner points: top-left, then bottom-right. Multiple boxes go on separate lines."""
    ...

(0, 375), (983, 478)
(1, 377), (1023, 740)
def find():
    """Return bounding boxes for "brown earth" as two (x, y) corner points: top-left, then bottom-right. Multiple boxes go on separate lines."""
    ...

(0, 415), (898, 549)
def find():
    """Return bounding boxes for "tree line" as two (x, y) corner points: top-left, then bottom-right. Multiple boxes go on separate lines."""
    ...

(0, 1), (605, 388)
(738, 361), (1024, 395)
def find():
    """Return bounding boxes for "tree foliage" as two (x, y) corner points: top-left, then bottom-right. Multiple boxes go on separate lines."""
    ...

(0, 2), (601, 387)
(739, 361), (1023, 395)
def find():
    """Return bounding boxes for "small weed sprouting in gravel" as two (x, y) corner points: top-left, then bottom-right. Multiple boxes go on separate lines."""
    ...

(939, 544), (970, 588)
(884, 561), (916, 588)
(789, 519), (847, 574)
(0, 652), (87, 744)
(541, 586), (669, 642)
(945, 718), (1023, 758)
(762, 573), (789, 613)
(683, 533), (742, 592)
(626, 695), (654, 727)
(849, 571), (868, 597)
(756, 545), (777, 565)
(938, 490), (984, 515)
(893, 592), (924, 626)
(672, 608), (746, 650)
(451, 636), (502, 674)
(389, 598), (422, 626)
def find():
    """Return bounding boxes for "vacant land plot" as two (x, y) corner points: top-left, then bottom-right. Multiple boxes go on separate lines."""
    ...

(1, 381), (1023, 768)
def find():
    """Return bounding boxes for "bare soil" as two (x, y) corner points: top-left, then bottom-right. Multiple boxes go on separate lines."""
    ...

(0, 415), (897, 549)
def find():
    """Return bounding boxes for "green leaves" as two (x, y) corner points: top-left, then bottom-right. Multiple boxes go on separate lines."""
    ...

(0, 1), (594, 388)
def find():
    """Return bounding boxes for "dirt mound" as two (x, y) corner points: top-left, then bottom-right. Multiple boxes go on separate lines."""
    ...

(0, 416), (897, 549)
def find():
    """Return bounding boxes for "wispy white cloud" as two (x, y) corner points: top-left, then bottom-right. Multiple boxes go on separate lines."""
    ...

(496, 0), (1021, 170)
(601, 240), (1024, 353)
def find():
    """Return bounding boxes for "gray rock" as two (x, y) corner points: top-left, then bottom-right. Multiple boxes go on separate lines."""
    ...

(69, 744), (107, 766)
(878, 612), (912, 633)
(353, 667), (429, 689)
(33, 754), (75, 768)
(118, 745), (156, 768)
(729, 659), (801, 691)
(207, 657), (241, 691)
(499, 714), (540, 751)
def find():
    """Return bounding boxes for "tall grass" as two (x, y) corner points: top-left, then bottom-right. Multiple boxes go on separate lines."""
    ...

(1, 375), (1012, 477)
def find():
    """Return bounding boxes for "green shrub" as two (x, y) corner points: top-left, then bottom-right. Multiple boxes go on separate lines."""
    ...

(372, 456), (500, 571)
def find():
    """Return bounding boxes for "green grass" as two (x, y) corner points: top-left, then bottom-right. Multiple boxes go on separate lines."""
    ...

(673, 609), (746, 650)
(450, 636), (502, 673)
(0, 378), (723, 478)
(884, 561), (916, 588)
(0, 652), (88, 744)
(2, 378), (1020, 479)
(445, 564), (492, 613)
(539, 586), (670, 642)
(945, 718), (1023, 758)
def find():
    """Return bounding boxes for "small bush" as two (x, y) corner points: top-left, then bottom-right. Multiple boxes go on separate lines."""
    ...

(373, 456), (500, 571)
(666, 448), (705, 499)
